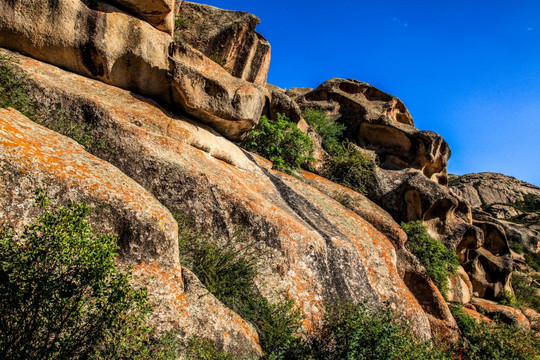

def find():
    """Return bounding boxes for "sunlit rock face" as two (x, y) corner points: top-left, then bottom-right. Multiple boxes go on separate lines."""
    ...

(175, 1), (271, 86)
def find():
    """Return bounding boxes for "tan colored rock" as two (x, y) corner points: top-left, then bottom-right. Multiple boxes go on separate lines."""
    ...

(0, 107), (262, 357)
(447, 267), (473, 304)
(461, 307), (494, 324)
(110, 0), (175, 34)
(11, 51), (436, 340)
(295, 78), (450, 185)
(169, 42), (265, 140)
(175, 1), (271, 85)
(522, 308), (540, 331)
(0, 107), (178, 269)
(472, 298), (530, 329)
(0, 0), (173, 102)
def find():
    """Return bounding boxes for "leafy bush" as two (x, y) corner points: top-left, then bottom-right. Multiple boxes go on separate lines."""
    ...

(524, 251), (540, 271)
(174, 212), (304, 360)
(450, 305), (540, 360)
(243, 114), (314, 173)
(401, 221), (459, 293)
(512, 273), (540, 312)
(183, 336), (236, 360)
(302, 108), (345, 155)
(321, 141), (377, 195)
(308, 301), (446, 360)
(0, 191), (178, 359)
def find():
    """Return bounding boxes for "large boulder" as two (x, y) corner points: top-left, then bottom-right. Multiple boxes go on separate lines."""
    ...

(7, 50), (441, 340)
(110, 0), (175, 34)
(472, 298), (530, 329)
(175, 1), (271, 85)
(0, 107), (261, 357)
(169, 42), (265, 140)
(294, 78), (450, 185)
(0, 0), (266, 141)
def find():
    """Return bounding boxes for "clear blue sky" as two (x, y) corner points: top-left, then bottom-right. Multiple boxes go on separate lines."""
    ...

(203, 1), (540, 186)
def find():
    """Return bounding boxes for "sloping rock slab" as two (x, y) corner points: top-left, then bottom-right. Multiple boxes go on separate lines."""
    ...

(472, 298), (530, 329)
(0, 107), (262, 357)
(176, 1), (271, 85)
(9, 50), (436, 340)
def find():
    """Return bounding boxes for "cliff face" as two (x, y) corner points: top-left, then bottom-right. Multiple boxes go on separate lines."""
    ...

(1, 0), (538, 357)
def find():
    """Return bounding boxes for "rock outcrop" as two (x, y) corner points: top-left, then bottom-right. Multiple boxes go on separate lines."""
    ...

(0, 0), (266, 140)
(175, 1), (271, 85)
(3, 49), (439, 341)
(293, 78), (450, 185)
(0, 107), (262, 357)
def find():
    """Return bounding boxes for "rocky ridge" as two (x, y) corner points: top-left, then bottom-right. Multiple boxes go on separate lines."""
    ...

(0, 0), (538, 357)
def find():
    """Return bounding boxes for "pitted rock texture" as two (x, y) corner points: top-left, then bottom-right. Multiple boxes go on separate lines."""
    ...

(450, 172), (540, 258)
(294, 78), (450, 184)
(0, 107), (261, 357)
(175, 1), (271, 85)
(169, 42), (265, 140)
(9, 51), (439, 340)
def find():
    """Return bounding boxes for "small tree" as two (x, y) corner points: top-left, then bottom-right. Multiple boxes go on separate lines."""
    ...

(0, 191), (177, 359)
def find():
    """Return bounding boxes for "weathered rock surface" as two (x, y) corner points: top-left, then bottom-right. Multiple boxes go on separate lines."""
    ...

(7, 50), (440, 340)
(110, 0), (175, 34)
(294, 78), (450, 184)
(522, 308), (540, 331)
(0, 0), (173, 102)
(450, 173), (540, 256)
(0, 107), (261, 357)
(472, 298), (530, 329)
(169, 42), (266, 140)
(175, 1), (271, 85)
(447, 266), (473, 304)
(0, 0), (266, 141)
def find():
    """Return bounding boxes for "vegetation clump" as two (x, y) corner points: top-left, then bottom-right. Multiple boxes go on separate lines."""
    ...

(321, 141), (377, 195)
(174, 212), (304, 360)
(302, 108), (345, 155)
(242, 113), (314, 173)
(450, 305), (540, 360)
(0, 191), (178, 360)
(401, 221), (459, 293)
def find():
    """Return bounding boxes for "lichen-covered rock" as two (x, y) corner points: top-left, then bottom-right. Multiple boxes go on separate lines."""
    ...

(0, 106), (262, 357)
(169, 42), (265, 140)
(0, 107), (178, 268)
(175, 1), (271, 85)
(295, 78), (451, 184)
(9, 50), (439, 340)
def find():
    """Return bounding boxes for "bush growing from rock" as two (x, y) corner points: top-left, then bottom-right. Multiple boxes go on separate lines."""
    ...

(401, 221), (459, 293)
(321, 141), (377, 195)
(303, 108), (345, 155)
(0, 192), (178, 359)
(242, 113), (314, 173)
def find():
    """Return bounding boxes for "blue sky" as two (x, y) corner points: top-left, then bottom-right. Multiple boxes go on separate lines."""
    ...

(203, 1), (540, 186)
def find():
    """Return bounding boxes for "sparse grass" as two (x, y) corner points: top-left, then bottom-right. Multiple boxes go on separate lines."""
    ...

(512, 273), (540, 312)
(173, 212), (304, 360)
(401, 221), (459, 294)
(321, 141), (377, 195)
(174, 16), (190, 30)
(0, 54), (36, 119)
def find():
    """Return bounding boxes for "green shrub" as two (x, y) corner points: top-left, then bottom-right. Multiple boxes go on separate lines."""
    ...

(524, 251), (540, 271)
(243, 114), (314, 173)
(174, 212), (304, 360)
(0, 191), (178, 359)
(512, 273), (540, 312)
(303, 108), (345, 155)
(401, 221), (459, 293)
(174, 16), (190, 30)
(450, 304), (540, 360)
(321, 141), (377, 195)
(309, 301), (446, 360)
